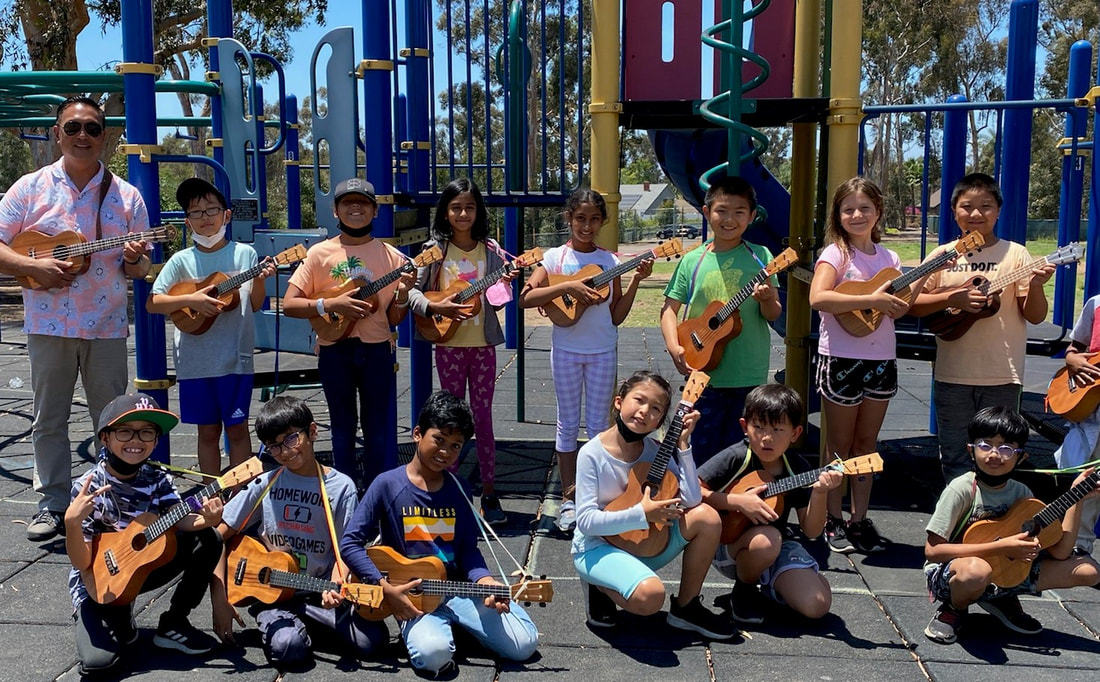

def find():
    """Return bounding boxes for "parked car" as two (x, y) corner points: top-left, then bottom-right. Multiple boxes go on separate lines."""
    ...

(675, 225), (700, 239)
(655, 225), (676, 239)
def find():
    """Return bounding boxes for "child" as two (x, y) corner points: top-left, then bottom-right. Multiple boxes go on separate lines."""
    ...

(147, 178), (276, 475)
(809, 177), (922, 555)
(210, 396), (387, 669)
(572, 371), (734, 639)
(65, 393), (223, 676)
(911, 173), (1055, 484)
(519, 188), (652, 532)
(1053, 292), (1100, 555)
(283, 177), (416, 492)
(698, 384), (841, 624)
(660, 176), (781, 464)
(923, 406), (1100, 644)
(339, 391), (539, 675)
(407, 178), (518, 525)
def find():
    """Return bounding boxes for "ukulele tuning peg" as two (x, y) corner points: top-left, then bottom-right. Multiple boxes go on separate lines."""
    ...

(540, 574), (547, 580)
(523, 601), (532, 607)
(539, 602), (547, 608)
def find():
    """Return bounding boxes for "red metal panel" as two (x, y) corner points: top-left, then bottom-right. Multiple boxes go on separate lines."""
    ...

(623, 0), (703, 101)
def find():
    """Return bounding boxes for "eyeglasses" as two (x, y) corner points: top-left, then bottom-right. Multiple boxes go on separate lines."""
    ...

(185, 206), (226, 220)
(61, 120), (104, 138)
(266, 429), (306, 457)
(111, 427), (159, 443)
(971, 441), (1023, 459)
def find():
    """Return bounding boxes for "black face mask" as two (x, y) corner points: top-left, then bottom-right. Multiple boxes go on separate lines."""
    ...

(106, 450), (146, 477)
(338, 220), (373, 238)
(615, 413), (651, 443)
(974, 469), (1014, 487)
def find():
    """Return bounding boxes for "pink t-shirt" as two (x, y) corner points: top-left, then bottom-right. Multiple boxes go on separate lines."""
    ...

(815, 242), (901, 360)
(0, 160), (150, 339)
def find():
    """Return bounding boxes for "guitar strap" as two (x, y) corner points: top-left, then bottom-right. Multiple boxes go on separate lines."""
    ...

(948, 474), (980, 542)
(717, 445), (794, 492)
(316, 460), (348, 583)
(94, 168), (113, 241)
(232, 466), (285, 533)
(445, 470), (527, 585)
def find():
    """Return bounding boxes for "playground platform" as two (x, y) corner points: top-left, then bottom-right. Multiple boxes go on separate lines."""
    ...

(2, 320), (1100, 681)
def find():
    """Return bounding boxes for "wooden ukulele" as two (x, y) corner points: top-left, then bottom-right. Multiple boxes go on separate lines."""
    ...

(82, 457), (264, 605)
(604, 371), (710, 557)
(676, 247), (798, 371)
(963, 469), (1100, 588)
(12, 224), (176, 289)
(414, 247), (543, 343)
(310, 245), (443, 343)
(834, 231), (985, 337)
(167, 244), (307, 335)
(358, 545), (554, 620)
(1047, 353), (1100, 423)
(712, 453), (884, 544)
(923, 242), (1084, 341)
(541, 238), (684, 327)
(225, 534), (383, 616)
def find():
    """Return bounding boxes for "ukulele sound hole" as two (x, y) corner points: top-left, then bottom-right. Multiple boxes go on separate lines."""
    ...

(707, 316), (721, 331)
(131, 534), (148, 551)
(258, 567), (273, 585)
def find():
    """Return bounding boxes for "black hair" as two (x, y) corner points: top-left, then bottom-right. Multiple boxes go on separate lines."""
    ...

(704, 176), (757, 212)
(564, 188), (608, 223)
(56, 96), (105, 126)
(950, 173), (1003, 211)
(416, 391), (475, 441)
(431, 178), (489, 242)
(742, 383), (803, 428)
(255, 396), (314, 444)
(967, 406), (1029, 448)
(611, 370), (673, 425)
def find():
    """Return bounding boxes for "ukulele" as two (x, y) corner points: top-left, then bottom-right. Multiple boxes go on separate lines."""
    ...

(712, 453), (884, 544)
(414, 247), (543, 343)
(540, 238), (684, 327)
(225, 534), (383, 616)
(12, 224), (177, 289)
(167, 244), (307, 335)
(82, 457), (264, 605)
(923, 243), (1084, 341)
(1046, 353), (1100, 423)
(310, 245), (444, 343)
(833, 231), (985, 338)
(676, 247), (799, 371)
(358, 545), (554, 620)
(604, 371), (710, 557)
(963, 469), (1100, 588)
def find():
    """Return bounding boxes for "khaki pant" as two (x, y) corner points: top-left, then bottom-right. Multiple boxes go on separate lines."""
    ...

(27, 335), (127, 512)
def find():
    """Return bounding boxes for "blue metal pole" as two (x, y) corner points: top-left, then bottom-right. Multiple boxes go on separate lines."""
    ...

(938, 94), (968, 244)
(1088, 52), (1100, 300)
(1055, 41), (1091, 326)
(394, 93), (412, 350)
(121, 0), (169, 461)
(208, 0), (233, 178)
(285, 94), (302, 229)
(254, 84), (269, 232)
(999, 0), (1038, 244)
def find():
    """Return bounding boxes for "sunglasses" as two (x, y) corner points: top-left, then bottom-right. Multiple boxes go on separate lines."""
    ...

(60, 120), (104, 138)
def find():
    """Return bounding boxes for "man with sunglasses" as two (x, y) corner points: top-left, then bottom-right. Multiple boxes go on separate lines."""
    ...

(0, 96), (153, 541)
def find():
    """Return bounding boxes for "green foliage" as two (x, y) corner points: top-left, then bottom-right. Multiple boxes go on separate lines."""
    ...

(0, 131), (33, 190)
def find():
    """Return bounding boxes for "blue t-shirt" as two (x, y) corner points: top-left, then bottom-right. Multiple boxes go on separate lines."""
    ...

(339, 466), (491, 585)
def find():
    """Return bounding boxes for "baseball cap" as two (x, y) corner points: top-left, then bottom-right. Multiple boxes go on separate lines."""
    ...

(176, 177), (228, 212)
(333, 178), (377, 205)
(97, 393), (180, 436)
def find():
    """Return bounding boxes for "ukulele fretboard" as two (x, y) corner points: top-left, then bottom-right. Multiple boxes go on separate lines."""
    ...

(360, 261), (414, 298)
(979, 255), (1055, 296)
(762, 464), (837, 498)
(889, 247), (957, 294)
(142, 478), (223, 543)
(383, 575), (510, 600)
(50, 229), (168, 260)
(264, 567), (339, 595)
(645, 402), (690, 487)
(455, 262), (517, 303)
(1033, 471), (1100, 530)
(213, 261), (270, 297)
(714, 268), (772, 323)
(589, 249), (657, 289)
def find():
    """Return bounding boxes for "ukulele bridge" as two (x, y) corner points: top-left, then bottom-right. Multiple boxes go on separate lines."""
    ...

(233, 557), (247, 586)
(562, 294), (574, 309)
(103, 549), (120, 576)
(689, 331), (704, 350)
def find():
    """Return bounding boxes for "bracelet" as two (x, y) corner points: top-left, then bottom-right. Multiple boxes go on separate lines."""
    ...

(124, 255), (143, 265)
(393, 294), (409, 308)
(315, 298), (326, 317)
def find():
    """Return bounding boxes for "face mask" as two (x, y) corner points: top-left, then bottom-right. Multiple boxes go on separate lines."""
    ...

(191, 225), (226, 248)
(338, 220), (373, 238)
(615, 412), (651, 443)
(974, 469), (1013, 487)
(106, 449), (146, 477)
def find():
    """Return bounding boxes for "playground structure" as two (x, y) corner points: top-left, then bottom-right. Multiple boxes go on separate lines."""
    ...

(0, 0), (1098, 461)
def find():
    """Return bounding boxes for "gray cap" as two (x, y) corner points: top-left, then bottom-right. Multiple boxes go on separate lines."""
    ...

(333, 178), (377, 205)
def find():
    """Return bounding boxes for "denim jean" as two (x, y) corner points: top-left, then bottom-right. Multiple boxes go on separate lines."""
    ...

(400, 596), (539, 673)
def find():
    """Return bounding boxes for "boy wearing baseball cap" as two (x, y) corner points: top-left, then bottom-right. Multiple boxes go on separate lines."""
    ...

(147, 178), (276, 475)
(65, 393), (224, 675)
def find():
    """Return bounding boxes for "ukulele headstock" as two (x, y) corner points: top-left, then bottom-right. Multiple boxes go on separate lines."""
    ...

(509, 578), (554, 605)
(1048, 242), (1084, 266)
(151, 224), (178, 244)
(415, 245), (444, 268)
(653, 238), (684, 261)
(838, 452), (884, 475)
(514, 248), (544, 269)
(680, 371), (710, 406)
(274, 244), (308, 266)
(343, 583), (383, 608)
(956, 231), (985, 256)
(766, 247), (799, 275)
(218, 456), (265, 488)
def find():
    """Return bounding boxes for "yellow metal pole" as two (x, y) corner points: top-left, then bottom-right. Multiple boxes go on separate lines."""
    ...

(589, 0), (622, 251)
(786, 0), (822, 445)
(825, 0), (863, 194)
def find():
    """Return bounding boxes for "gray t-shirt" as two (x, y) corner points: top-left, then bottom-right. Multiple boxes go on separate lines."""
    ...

(223, 467), (359, 579)
(924, 471), (1032, 570)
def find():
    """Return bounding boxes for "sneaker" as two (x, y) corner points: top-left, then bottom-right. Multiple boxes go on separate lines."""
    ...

(824, 516), (855, 554)
(26, 509), (64, 541)
(585, 583), (618, 628)
(153, 615), (216, 655)
(924, 603), (965, 644)
(667, 594), (737, 640)
(728, 580), (767, 625)
(847, 518), (887, 553)
(480, 495), (507, 527)
(555, 500), (576, 533)
(978, 595), (1043, 634)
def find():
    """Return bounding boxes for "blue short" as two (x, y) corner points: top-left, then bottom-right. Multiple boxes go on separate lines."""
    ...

(924, 557), (1044, 604)
(712, 540), (819, 604)
(178, 374), (254, 426)
(573, 524), (690, 600)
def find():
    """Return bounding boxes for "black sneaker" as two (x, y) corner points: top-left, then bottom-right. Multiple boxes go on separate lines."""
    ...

(728, 580), (767, 625)
(847, 518), (887, 553)
(978, 595), (1043, 634)
(924, 603), (965, 644)
(480, 495), (508, 527)
(26, 509), (64, 541)
(153, 615), (216, 655)
(667, 594), (736, 640)
(585, 583), (617, 628)
(824, 516), (855, 554)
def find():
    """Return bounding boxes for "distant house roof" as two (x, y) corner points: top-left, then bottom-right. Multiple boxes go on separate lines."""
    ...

(619, 183), (674, 215)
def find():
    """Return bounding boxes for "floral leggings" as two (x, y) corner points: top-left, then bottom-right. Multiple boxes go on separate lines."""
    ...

(435, 345), (497, 485)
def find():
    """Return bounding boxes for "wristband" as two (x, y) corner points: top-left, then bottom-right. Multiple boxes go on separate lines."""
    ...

(316, 298), (326, 317)
(394, 293), (409, 308)
(124, 254), (143, 265)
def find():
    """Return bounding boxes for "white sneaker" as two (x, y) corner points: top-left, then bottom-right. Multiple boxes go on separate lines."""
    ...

(556, 500), (576, 532)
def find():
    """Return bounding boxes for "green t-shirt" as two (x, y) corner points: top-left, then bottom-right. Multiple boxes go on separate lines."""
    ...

(663, 240), (776, 387)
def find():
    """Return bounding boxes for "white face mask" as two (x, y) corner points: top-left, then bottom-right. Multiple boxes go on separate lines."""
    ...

(191, 225), (227, 248)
